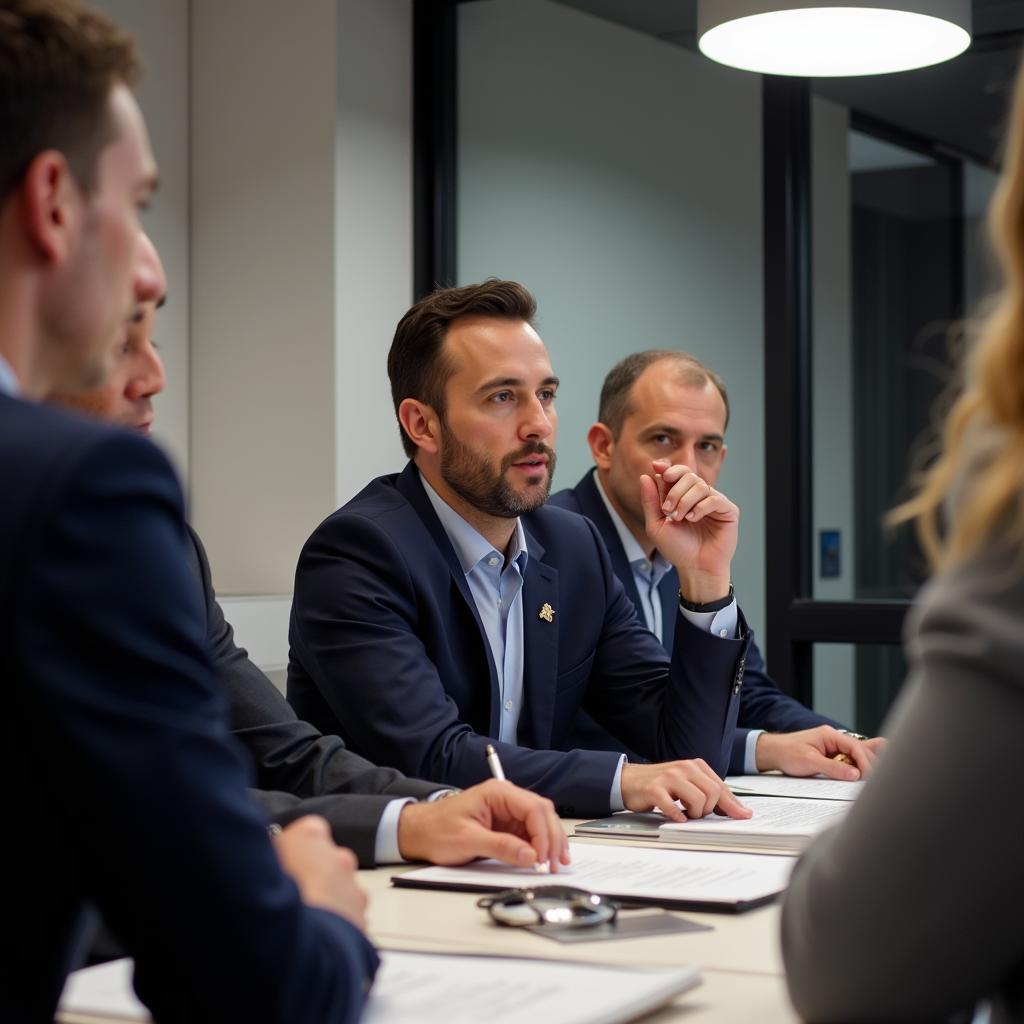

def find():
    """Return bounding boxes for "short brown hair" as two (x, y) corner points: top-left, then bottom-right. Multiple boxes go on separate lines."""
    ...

(599, 349), (730, 437)
(388, 279), (538, 458)
(0, 0), (141, 201)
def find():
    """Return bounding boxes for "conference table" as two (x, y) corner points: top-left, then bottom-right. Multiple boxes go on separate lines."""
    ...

(59, 826), (801, 1023)
(361, 827), (800, 1023)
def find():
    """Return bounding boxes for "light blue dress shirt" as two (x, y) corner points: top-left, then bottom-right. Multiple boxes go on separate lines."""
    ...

(593, 474), (761, 771)
(422, 475), (528, 743)
(0, 353), (19, 397)
(594, 473), (740, 641)
(421, 473), (627, 809)
(595, 475), (673, 642)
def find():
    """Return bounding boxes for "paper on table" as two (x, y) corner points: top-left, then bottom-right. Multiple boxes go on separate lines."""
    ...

(59, 958), (141, 1021)
(394, 840), (794, 911)
(58, 951), (701, 1024)
(659, 795), (849, 851)
(726, 774), (866, 801)
(362, 950), (700, 1024)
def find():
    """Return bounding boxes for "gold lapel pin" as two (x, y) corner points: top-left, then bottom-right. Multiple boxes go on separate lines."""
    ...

(538, 602), (554, 623)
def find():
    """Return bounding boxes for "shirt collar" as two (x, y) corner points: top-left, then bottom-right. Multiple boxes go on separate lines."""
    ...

(0, 353), (20, 397)
(420, 470), (529, 575)
(594, 470), (671, 575)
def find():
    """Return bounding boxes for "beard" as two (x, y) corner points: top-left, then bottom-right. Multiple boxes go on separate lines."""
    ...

(439, 422), (556, 519)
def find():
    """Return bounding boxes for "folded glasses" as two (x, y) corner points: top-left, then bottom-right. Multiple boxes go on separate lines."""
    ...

(477, 885), (619, 929)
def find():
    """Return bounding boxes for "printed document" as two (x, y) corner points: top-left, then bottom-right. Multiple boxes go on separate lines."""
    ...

(59, 951), (701, 1024)
(394, 840), (794, 911)
(658, 795), (849, 851)
(725, 774), (866, 801)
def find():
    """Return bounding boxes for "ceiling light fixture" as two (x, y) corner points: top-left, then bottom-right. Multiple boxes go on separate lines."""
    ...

(697, 1), (972, 77)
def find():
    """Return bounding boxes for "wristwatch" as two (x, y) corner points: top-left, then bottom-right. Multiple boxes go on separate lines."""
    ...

(678, 583), (734, 613)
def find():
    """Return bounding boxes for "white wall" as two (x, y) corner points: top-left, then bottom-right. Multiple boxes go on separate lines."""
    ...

(457, 0), (767, 638)
(91, 0), (414, 667)
(190, 0), (339, 595)
(93, 0), (190, 478)
(335, 0), (413, 507)
(188, 0), (413, 596)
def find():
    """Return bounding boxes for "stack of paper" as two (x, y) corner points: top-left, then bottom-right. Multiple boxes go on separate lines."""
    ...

(394, 840), (795, 912)
(725, 774), (865, 801)
(576, 795), (851, 853)
(657, 795), (850, 852)
(59, 951), (702, 1024)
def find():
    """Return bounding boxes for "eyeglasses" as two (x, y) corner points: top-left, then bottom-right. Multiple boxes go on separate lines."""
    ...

(477, 886), (619, 929)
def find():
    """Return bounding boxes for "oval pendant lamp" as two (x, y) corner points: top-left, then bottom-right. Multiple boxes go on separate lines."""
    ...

(698, 1), (972, 77)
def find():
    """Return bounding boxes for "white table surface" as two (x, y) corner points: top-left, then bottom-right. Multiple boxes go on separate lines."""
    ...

(363, 825), (801, 1023)
(59, 825), (802, 1024)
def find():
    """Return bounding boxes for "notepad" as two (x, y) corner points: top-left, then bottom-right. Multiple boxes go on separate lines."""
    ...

(393, 840), (794, 912)
(59, 951), (702, 1024)
(725, 774), (866, 801)
(576, 796), (850, 853)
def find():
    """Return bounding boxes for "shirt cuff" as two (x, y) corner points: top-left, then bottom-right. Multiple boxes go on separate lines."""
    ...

(744, 729), (765, 774)
(678, 598), (739, 639)
(373, 797), (417, 864)
(610, 754), (627, 812)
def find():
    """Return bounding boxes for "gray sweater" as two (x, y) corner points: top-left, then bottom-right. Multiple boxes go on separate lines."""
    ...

(782, 543), (1024, 1023)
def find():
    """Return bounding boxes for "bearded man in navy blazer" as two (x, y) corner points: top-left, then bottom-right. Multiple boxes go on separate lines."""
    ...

(549, 350), (885, 778)
(48, 284), (569, 874)
(1, 3), (375, 1019)
(289, 280), (754, 821)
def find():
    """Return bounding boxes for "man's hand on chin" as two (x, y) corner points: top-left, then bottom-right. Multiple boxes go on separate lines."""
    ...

(640, 459), (738, 604)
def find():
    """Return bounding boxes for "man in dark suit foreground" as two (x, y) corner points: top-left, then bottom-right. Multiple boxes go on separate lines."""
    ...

(2, 3), (370, 1019)
(49, 286), (569, 872)
(289, 279), (754, 821)
(550, 349), (885, 777)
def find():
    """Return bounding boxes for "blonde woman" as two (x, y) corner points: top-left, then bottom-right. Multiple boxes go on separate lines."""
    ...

(781, 66), (1024, 1024)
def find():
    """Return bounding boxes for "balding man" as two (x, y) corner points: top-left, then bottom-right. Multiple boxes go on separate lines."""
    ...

(551, 350), (883, 779)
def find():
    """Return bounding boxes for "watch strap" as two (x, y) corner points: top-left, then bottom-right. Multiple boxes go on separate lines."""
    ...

(678, 583), (734, 613)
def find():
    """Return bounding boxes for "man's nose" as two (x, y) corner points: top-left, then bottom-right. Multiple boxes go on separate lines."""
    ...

(519, 396), (554, 441)
(676, 443), (695, 469)
(679, 445), (710, 484)
(128, 344), (166, 401)
(132, 232), (167, 305)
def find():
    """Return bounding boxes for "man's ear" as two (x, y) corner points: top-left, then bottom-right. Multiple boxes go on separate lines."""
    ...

(398, 398), (441, 455)
(20, 150), (78, 265)
(587, 421), (615, 470)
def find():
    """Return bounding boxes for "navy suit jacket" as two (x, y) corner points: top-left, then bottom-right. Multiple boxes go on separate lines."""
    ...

(1, 393), (376, 1023)
(185, 524), (440, 866)
(288, 462), (748, 817)
(550, 470), (841, 774)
